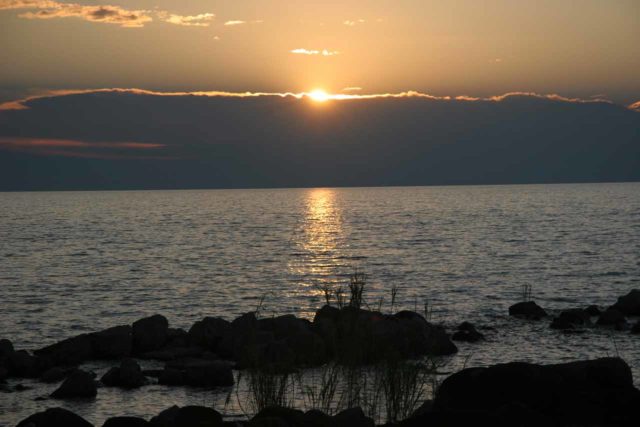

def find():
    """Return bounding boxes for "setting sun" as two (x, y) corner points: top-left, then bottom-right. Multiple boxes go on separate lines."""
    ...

(309, 89), (330, 102)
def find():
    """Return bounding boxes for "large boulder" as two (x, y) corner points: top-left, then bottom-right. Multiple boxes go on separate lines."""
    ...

(508, 301), (547, 320)
(8, 350), (49, 378)
(433, 357), (640, 426)
(101, 358), (147, 389)
(102, 417), (150, 427)
(188, 317), (230, 351)
(51, 369), (97, 399)
(34, 334), (94, 365)
(133, 315), (169, 354)
(41, 366), (74, 383)
(150, 405), (222, 427)
(160, 359), (234, 387)
(451, 322), (484, 342)
(16, 407), (94, 427)
(91, 325), (132, 359)
(596, 309), (628, 329)
(610, 289), (640, 316)
(550, 309), (592, 330)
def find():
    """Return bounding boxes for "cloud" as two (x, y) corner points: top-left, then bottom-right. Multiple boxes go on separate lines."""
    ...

(0, 0), (152, 27)
(342, 87), (363, 92)
(224, 20), (244, 26)
(157, 12), (214, 27)
(628, 101), (640, 112)
(343, 19), (365, 26)
(0, 137), (168, 159)
(291, 48), (340, 56)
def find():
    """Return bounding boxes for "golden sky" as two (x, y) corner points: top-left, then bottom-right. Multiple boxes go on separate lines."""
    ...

(0, 0), (639, 103)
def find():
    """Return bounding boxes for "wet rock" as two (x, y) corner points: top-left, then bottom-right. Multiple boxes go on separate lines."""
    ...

(596, 308), (627, 329)
(14, 383), (31, 391)
(585, 305), (601, 316)
(432, 357), (639, 427)
(150, 405), (222, 427)
(91, 325), (132, 359)
(550, 308), (591, 330)
(333, 407), (374, 427)
(451, 322), (484, 342)
(51, 369), (97, 399)
(101, 358), (147, 389)
(0, 338), (14, 364)
(41, 366), (74, 383)
(35, 334), (94, 365)
(217, 312), (263, 361)
(249, 406), (305, 427)
(166, 328), (189, 348)
(102, 416), (151, 427)
(508, 301), (547, 320)
(16, 407), (94, 427)
(161, 359), (234, 387)
(188, 317), (231, 351)
(0, 366), (8, 382)
(8, 350), (48, 378)
(133, 315), (169, 354)
(610, 289), (640, 316)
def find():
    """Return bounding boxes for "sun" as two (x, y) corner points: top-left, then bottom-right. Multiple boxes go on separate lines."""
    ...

(308, 89), (330, 102)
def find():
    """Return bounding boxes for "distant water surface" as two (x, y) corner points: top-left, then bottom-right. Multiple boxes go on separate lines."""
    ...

(1, 183), (639, 425)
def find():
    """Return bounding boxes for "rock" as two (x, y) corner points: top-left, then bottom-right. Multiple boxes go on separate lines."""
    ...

(433, 357), (639, 426)
(610, 289), (640, 316)
(35, 334), (94, 365)
(188, 317), (231, 351)
(302, 409), (333, 427)
(333, 407), (374, 427)
(101, 358), (147, 389)
(249, 406), (305, 427)
(150, 405), (222, 427)
(550, 309), (591, 330)
(102, 416), (150, 427)
(596, 308), (627, 329)
(91, 325), (132, 359)
(162, 359), (234, 387)
(16, 407), (94, 427)
(632, 321), (640, 334)
(585, 305), (601, 316)
(141, 346), (204, 361)
(451, 322), (484, 342)
(0, 338), (14, 363)
(133, 315), (169, 354)
(51, 369), (97, 399)
(41, 366), (73, 383)
(166, 328), (189, 348)
(14, 383), (31, 391)
(0, 366), (8, 382)
(8, 350), (48, 378)
(508, 301), (547, 320)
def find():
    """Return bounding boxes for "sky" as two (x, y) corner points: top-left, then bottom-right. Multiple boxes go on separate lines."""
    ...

(0, 0), (639, 104)
(0, 1), (639, 191)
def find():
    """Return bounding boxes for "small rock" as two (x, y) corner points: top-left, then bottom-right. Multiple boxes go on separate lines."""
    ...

(188, 317), (231, 351)
(452, 322), (484, 342)
(8, 350), (47, 378)
(631, 321), (640, 334)
(51, 369), (97, 399)
(508, 301), (547, 320)
(0, 366), (8, 382)
(41, 366), (73, 383)
(610, 289), (640, 316)
(150, 405), (222, 427)
(0, 338), (14, 362)
(133, 315), (169, 354)
(101, 358), (147, 389)
(102, 416), (150, 427)
(585, 305), (601, 316)
(596, 309), (627, 329)
(550, 309), (591, 330)
(14, 383), (31, 391)
(163, 359), (234, 388)
(16, 407), (94, 427)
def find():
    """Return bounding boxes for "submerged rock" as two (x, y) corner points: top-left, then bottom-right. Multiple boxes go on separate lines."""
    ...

(133, 315), (170, 354)
(452, 322), (484, 342)
(610, 289), (640, 316)
(508, 301), (547, 320)
(596, 308), (627, 329)
(430, 357), (639, 427)
(51, 369), (97, 399)
(550, 308), (591, 330)
(101, 358), (147, 389)
(17, 407), (94, 427)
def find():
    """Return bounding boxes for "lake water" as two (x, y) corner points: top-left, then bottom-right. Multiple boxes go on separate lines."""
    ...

(1, 183), (640, 425)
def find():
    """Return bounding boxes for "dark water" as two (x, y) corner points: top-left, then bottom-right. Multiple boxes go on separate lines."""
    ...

(1, 183), (639, 425)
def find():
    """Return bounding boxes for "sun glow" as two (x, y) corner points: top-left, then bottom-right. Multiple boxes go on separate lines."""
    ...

(308, 89), (330, 102)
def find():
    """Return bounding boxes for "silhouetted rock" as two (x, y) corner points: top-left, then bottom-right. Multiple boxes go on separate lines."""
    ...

(91, 325), (132, 359)
(452, 322), (484, 342)
(249, 407), (304, 426)
(101, 358), (147, 389)
(166, 328), (189, 348)
(160, 359), (234, 387)
(150, 405), (222, 427)
(333, 407), (374, 427)
(632, 321), (640, 334)
(432, 357), (639, 426)
(610, 289), (640, 316)
(0, 338), (14, 363)
(102, 416), (150, 427)
(16, 407), (94, 427)
(8, 350), (48, 378)
(259, 315), (327, 367)
(550, 308), (592, 330)
(141, 346), (204, 361)
(0, 366), (8, 382)
(133, 315), (169, 354)
(302, 409), (333, 427)
(41, 366), (74, 383)
(51, 369), (97, 399)
(188, 317), (231, 351)
(585, 305), (601, 316)
(508, 301), (547, 320)
(596, 308), (628, 329)
(400, 410), (506, 427)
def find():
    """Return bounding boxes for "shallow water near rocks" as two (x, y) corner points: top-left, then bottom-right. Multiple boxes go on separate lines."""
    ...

(1, 183), (640, 425)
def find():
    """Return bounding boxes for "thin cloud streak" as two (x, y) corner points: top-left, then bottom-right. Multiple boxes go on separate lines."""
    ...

(157, 12), (214, 27)
(290, 48), (340, 56)
(0, 88), (617, 111)
(0, 0), (153, 27)
(0, 137), (169, 159)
